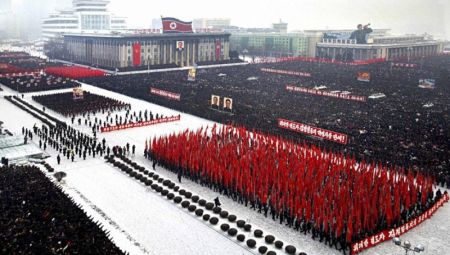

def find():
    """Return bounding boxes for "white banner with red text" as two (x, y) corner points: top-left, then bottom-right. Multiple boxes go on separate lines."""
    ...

(0, 71), (41, 78)
(260, 68), (312, 77)
(286, 85), (367, 102)
(351, 193), (449, 254)
(391, 62), (418, 68)
(101, 115), (181, 133)
(150, 87), (181, 101)
(277, 118), (348, 144)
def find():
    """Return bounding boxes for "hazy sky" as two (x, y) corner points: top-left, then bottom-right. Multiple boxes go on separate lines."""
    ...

(3, 0), (449, 40)
(108, 0), (449, 38)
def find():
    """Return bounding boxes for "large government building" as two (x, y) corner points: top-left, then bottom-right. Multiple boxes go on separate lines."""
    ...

(61, 32), (230, 68)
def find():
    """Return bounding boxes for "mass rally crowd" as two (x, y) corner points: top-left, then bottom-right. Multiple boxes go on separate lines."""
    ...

(83, 55), (450, 188)
(0, 165), (124, 254)
(0, 74), (79, 93)
(32, 91), (131, 117)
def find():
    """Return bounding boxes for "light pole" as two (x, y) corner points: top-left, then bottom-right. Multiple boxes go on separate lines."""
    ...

(393, 237), (425, 255)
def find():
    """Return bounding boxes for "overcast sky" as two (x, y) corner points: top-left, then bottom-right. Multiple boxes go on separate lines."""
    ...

(108, 0), (449, 38)
(3, 0), (450, 40)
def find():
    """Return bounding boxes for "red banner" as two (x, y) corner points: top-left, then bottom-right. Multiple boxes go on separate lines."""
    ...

(278, 118), (348, 144)
(150, 87), (181, 101)
(286, 85), (367, 102)
(133, 42), (141, 67)
(162, 17), (193, 33)
(351, 193), (449, 254)
(215, 40), (221, 61)
(260, 68), (312, 77)
(100, 115), (181, 133)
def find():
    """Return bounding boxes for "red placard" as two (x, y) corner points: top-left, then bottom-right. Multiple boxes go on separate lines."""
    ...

(260, 68), (311, 77)
(351, 193), (449, 254)
(101, 115), (180, 133)
(150, 87), (181, 101)
(286, 85), (367, 102)
(278, 118), (348, 144)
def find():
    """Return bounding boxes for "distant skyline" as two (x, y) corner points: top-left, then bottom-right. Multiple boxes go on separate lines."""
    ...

(1, 0), (449, 40)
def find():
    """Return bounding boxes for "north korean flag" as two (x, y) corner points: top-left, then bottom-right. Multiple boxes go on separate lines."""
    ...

(162, 17), (194, 33)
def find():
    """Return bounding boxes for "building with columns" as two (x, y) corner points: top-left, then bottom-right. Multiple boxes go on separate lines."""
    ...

(60, 32), (230, 68)
(314, 33), (444, 61)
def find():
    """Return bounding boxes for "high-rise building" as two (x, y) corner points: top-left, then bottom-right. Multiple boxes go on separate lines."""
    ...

(193, 18), (231, 30)
(42, 0), (127, 42)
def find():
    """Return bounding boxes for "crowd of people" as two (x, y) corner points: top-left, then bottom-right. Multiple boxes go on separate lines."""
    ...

(69, 108), (167, 136)
(147, 124), (440, 253)
(0, 165), (124, 254)
(0, 74), (80, 93)
(83, 55), (450, 188)
(0, 52), (47, 71)
(28, 122), (112, 162)
(32, 91), (131, 117)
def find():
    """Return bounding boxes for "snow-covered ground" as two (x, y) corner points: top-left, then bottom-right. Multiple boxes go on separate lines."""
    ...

(1, 82), (449, 255)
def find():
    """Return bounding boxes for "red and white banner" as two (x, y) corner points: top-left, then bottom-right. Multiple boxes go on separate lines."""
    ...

(261, 68), (311, 77)
(101, 115), (181, 133)
(0, 71), (40, 78)
(391, 62), (418, 68)
(215, 39), (221, 61)
(162, 17), (193, 33)
(132, 42), (141, 67)
(351, 193), (449, 254)
(286, 85), (367, 102)
(278, 118), (348, 144)
(150, 87), (181, 101)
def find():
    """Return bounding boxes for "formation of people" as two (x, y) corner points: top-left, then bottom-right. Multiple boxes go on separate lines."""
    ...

(0, 165), (124, 254)
(32, 91), (131, 117)
(83, 55), (450, 188)
(148, 124), (440, 253)
(0, 74), (79, 93)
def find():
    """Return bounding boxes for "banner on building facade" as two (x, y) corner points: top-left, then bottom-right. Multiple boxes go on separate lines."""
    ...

(150, 87), (181, 101)
(215, 39), (221, 61)
(260, 68), (312, 77)
(357, 72), (371, 82)
(176, 41), (185, 51)
(278, 118), (348, 144)
(418, 79), (435, 89)
(132, 42), (141, 67)
(162, 17), (194, 33)
(101, 115), (181, 133)
(286, 85), (367, 102)
(351, 193), (449, 254)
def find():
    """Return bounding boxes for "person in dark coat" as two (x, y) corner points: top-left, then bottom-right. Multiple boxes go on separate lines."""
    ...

(214, 197), (221, 207)
(57, 154), (61, 165)
(350, 23), (373, 44)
